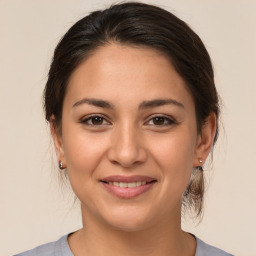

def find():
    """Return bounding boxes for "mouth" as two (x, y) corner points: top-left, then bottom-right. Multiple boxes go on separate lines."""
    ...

(99, 175), (157, 199)
(100, 180), (156, 187)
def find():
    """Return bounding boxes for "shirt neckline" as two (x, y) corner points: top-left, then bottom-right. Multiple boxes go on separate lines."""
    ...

(61, 232), (200, 256)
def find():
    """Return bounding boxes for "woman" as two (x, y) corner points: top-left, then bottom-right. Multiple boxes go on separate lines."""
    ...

(16, 2), (233, 256)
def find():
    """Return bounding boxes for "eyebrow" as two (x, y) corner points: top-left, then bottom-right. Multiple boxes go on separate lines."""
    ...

(139, 99), (184, 109)
(72, 98), (184, 109)
(73, 98), (114, 109)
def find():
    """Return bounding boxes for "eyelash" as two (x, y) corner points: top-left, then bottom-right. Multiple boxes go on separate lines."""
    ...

(80, 114), (111, 126)
(145, 115), (176, 126)
(80, 114), (176, 127)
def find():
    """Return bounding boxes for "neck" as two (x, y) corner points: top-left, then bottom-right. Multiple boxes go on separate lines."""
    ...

(68, 207), (196, 256)
(68, 204), (196, 256)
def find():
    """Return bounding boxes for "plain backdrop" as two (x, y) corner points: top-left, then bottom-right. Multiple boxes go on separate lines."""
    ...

(0, 1), (255, 255)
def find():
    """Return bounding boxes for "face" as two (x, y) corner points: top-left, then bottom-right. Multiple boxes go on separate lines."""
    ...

(52, 43), (212, 231)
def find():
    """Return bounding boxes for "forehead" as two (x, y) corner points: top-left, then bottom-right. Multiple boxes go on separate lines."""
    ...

(65, 43), (194, 109)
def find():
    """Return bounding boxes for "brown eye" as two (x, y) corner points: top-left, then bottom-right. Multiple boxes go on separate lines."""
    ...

(146, 116), (175, 126)
(152, 117), (166, 125)
(91, 116), (104, 125)
(81, 115), (110, 126)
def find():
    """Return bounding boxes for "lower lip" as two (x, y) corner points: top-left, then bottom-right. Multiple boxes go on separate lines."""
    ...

(101, 182), (156, 199)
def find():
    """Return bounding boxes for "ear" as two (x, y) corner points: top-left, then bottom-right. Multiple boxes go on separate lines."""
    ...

(193, 112), (217, 167)
(50, 115), (66, 168)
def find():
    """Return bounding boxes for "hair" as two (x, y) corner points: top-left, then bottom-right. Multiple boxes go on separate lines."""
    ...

(44, 2), (220, 217)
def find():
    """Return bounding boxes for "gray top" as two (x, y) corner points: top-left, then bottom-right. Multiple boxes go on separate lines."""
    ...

(14, 234), (233, 256)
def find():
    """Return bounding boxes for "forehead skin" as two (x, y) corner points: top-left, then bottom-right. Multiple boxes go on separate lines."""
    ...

(65, 43), (195, 116)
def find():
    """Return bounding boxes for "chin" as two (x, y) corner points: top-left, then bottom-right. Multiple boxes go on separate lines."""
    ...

(101, 206), (155, 232)
(108, 218), (151, 232)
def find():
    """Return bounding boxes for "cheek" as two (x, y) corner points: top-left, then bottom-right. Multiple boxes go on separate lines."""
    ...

(151, 132), (196, 167)
(61, 130), (112, 207)
(62, 128), (109, 183)
(149, 129), (197, 189)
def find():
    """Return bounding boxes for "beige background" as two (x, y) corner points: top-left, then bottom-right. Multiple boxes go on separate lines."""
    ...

(0, 0), (255, 255)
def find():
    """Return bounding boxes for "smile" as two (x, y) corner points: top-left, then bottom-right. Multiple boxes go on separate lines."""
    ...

(103, 181), (147, 187)
(100, 175), (157, 199)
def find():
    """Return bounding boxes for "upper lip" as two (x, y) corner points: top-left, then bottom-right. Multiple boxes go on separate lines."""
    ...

(100, 175), (156, 183)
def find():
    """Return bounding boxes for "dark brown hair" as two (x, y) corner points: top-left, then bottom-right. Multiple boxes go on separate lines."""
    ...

(44, 2), (219, 217)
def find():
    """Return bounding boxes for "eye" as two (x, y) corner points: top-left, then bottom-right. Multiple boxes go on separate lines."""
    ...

(81, 115), (111, 126)
(146, 116), (175, 126)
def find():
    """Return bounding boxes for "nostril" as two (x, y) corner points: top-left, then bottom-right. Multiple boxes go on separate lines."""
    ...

(106, 139), (148, 168)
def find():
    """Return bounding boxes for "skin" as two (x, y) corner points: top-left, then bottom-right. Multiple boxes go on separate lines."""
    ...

(51, 43), (216, 256)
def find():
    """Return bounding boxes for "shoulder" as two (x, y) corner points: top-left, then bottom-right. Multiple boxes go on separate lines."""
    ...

(195, 236), (234, 256)
(14, 234), (73, 256)
(14, 233), (233, 256)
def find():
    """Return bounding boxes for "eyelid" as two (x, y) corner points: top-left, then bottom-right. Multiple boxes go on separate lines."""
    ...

(79, 114), (177, 127)
(80, 114), (112, 125)
(144, 114), (177, 126)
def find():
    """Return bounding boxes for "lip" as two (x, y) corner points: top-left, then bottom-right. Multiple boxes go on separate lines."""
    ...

(100, 175), (155, 183)
(100, 175), (157, 199)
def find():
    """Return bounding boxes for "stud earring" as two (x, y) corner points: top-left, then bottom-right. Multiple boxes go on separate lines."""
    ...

(198, 159), (203, 171)
(59, 161), (64, 170)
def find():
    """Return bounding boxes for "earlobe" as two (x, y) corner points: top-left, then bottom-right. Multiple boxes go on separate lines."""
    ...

(50, 115), (66, 167)
(193, 112), (217, 167)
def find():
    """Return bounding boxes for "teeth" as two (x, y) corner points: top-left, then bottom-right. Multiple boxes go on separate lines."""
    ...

(108, 181), (148, 187)
(128, 182), (136, 188)
(136, 181), (142, 187)
(120, 182), (127, 188)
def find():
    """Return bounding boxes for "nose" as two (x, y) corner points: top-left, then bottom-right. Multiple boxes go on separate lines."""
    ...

(107, 123), (147, 168)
